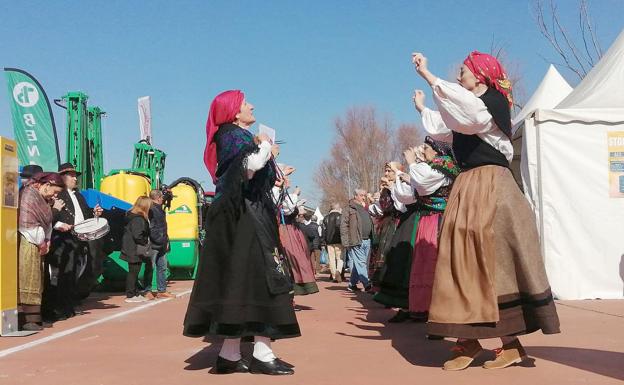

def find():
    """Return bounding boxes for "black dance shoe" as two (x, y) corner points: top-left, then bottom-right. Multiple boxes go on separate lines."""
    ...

(388, 309), (410, 323)
(249, 357), (294, 375)
(21, 322), (43, 331)
(215, 356), (250, 374)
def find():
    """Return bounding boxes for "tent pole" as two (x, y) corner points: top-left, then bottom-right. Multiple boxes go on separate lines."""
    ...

(534, 114), (547, 259)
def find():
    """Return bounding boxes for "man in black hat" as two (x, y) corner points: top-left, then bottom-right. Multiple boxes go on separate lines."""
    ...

(43, 163), (103, 322)
(19, 164), (43, 190)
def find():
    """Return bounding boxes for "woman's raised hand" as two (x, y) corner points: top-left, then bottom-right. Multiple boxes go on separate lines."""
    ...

(403, 147), (417, 165)
(52, 198), (65, 211)
(271, 144), (280, 158)
(414, 145), (427, 163)
(283, 165), (296, 176)
(257, 132), (271, 143)
(412, 90), (426, 112)
(398, 173), (411, 184)
(412, 52), (428, 74)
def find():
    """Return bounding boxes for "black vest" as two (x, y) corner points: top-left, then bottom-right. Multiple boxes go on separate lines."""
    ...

(452, 87), (511, 170)
(452, 132), (509, 170)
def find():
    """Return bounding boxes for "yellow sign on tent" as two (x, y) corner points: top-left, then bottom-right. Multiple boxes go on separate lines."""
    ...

(607, 131), (624, 198)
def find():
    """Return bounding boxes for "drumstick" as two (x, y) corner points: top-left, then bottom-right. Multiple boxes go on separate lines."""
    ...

(96, 196), (101, 224)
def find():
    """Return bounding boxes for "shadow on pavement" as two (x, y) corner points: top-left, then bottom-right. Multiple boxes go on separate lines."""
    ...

(338, 291), (459, 367)
(324, 285), (349, 291)
(529, 346), (624, 381)
(78, 294), (121, 312)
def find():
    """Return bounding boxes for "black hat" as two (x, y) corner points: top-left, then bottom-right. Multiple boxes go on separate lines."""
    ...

(425, 136), (454, 158)
(20, 164), (43, 178)
(58, 163), (82, 176)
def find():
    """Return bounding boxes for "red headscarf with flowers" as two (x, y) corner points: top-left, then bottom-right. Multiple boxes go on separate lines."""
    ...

(203, 90), (245, 183)
(463, 51), (513, 107)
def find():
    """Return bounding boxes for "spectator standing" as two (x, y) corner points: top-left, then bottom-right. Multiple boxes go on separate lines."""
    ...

(147, 189), (175, 299)
(323, 203), (343, 282)
(340, 189), (373, 292)
(300, 212), (322, 275)
(121, 196), (153, 303)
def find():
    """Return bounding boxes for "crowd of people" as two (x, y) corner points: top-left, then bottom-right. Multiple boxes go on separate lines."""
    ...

(184, 48), (561, 376)
(11, 44), (563, 376)
(17, 162), (175, 332)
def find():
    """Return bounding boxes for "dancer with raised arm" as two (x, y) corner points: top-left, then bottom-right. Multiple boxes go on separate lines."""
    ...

(412, 52), (560, 370)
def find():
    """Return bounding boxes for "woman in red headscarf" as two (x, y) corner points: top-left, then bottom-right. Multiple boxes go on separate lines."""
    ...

(411, 52), (560, 370)
(184, 90), (299, 376)
(18, 172), (65, 331)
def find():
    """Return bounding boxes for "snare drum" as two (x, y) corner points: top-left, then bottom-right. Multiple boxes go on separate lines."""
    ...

(72, 217), (110, 241)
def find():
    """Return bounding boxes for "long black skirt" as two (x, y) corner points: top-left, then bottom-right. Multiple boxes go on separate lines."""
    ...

(373, 206), (419, 309)
(183, 198), (300, 340)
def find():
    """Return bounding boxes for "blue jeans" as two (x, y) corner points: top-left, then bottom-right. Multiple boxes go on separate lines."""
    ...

(145, 248), (168, 292)
(348, 239), (371, 288)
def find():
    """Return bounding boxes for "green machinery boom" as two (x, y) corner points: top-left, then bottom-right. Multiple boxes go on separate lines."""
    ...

(61, 91), (163, 190)
(87, 106), (105, 190)
(60, 91), (105, 189)
(107, 142), (167, 190)
(131, 141), (166, 190)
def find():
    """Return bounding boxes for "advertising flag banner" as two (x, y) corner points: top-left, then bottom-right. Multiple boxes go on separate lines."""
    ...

(138, 96), (152, 143)
(4, 68), (60, 171)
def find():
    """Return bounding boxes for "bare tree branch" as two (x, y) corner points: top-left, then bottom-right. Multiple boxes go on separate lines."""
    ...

(581, 0), (603, 58)
(533, 0), (604, 81)
(315, 107), (426, 209)
(550, 0), (589, 73)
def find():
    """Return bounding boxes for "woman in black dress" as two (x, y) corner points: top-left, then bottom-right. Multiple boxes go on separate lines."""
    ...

(184, 90), (299, 375)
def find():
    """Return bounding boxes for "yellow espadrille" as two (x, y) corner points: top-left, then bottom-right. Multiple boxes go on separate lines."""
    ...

(483, 340), (527, 369)
(443, 339), (483, 371)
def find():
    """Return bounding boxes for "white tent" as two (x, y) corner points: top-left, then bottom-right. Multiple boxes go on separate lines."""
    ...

(515, 65), (573, 226)
(313, 207), (324, 224)
(527, 30), (624, 300)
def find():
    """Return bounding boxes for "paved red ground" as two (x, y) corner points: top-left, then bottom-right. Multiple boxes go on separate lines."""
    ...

(0, 279), (623, 385)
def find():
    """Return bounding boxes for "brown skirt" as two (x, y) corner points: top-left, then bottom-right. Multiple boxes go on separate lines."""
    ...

(427, 166), (560, 339)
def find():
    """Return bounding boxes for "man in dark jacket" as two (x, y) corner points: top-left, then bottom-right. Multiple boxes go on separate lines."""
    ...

(323, 203), (344, 282)
(147, 189), (174, 298)
(44, 163), (102, 321)
(299, 212), (322, 275)
(340, 189), (373, 292)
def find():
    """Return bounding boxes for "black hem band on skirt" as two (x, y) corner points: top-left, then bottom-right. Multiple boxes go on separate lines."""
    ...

(427, 289), (560, 339)
(294, 282), (319, 296)
(183, 320), (301, 340)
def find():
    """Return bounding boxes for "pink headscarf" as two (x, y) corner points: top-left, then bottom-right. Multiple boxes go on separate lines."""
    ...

(463, 51), (513, 107)
(203, 90), (245, 183)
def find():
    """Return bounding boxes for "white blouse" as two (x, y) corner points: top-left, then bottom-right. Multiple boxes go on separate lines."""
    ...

(368, 201), (383, 217)
(408, 162), (451, 196)
(272, 186), (300, 216)
(281, 193), (300, 216)
(392, 173), (418, 210)
(246, 141), (272, 178)
(421, 78), (513, 162)
(19, 225), (50, 246)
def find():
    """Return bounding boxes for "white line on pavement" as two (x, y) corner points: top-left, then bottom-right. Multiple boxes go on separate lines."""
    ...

(0, 289), (192, 359)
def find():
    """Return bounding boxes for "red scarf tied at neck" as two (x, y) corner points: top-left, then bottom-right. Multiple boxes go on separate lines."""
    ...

(463, 51), (513, 107)
(203, 90), (245, 183)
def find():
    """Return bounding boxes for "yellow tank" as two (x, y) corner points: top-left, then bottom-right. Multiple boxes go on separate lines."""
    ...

(100, 172), (151, 204)
(166, 183), (199, 239)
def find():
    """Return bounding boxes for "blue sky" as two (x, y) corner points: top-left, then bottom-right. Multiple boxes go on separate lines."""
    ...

(1, 1), (623, 206)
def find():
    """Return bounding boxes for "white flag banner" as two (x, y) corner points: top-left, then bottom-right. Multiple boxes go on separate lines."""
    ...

(138, 96), (152, 143)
